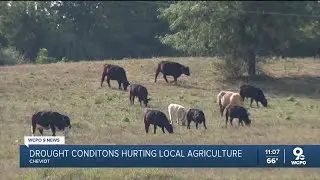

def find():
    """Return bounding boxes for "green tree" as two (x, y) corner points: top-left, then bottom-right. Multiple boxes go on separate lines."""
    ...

(158, 1), (318, 77)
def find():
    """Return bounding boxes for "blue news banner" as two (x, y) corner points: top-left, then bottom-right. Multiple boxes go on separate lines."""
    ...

(20, 145), (320, 168)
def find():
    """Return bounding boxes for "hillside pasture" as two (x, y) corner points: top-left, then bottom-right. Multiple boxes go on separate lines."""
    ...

(0, 57), (320, 180)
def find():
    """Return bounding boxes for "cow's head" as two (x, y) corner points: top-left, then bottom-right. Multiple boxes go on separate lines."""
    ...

(244, 118), (252, 126)
(244, 112), (252, 127)
(257, 91), (268, 107)
(123, 81), (130, 91)
(165, 124), (174, 134)
(181, 66), (190, 76)
(144, 97), (152, 107)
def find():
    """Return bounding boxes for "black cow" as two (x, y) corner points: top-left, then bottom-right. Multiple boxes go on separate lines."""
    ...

(143, 109), (173, 134)
(100, 64), (130, 91)
(154, 61), (190, 84)
(240, 84), (268, 107)
(225, 106), (251, 128)
(185, 108), (207, 130)
(129, 84), (151, 107)
(31, 111), (72, 137)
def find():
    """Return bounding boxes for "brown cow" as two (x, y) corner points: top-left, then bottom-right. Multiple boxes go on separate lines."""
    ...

(31, 111), (72, 137)
(154, 61), (190, 84)
(185, 108), (207, 130)
(143, 109), (173, 134)
(129, 84), (151, 107)
(101, 64), (130, 91)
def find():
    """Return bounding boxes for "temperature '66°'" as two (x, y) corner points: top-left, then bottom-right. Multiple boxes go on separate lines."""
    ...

(267, 157), (279, 164)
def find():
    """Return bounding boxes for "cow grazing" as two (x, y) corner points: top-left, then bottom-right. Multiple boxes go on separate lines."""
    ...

(220, 91), (243, 117)
(31, 111), (72, 137)
(100, 64), (130, 91)
(143, 109), (173, 134)
(154, 61), (190, 84)
(168, 103), (187, 125)
(225, 106), (251, 128)
(129, 84), (150, 107)
(185, 108), (207, 129)
(240, 84), (268, 107)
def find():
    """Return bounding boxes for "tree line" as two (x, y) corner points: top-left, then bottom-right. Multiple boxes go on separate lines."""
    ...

(0, 1), (177, 64)
(1, 1), (320, 77)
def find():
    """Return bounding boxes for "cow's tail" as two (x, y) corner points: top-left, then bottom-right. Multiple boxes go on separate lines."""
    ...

(154, 63), (161, 83)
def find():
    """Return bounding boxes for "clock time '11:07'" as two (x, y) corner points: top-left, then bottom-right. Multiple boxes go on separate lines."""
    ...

(265, 149), (280, 155)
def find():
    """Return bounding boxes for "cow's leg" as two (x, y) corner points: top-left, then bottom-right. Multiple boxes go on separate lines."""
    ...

(117, 80), (122, 90)
(154, 68), (160, 83)
(255, 99), (259, 108)
(106, 78), (111, 88)
(162, 127), (165, 133)
(239, 119), (244, 127)
(176, 111), (181, 124)
(132, 96), (135, 104)
(129, 92), (133, 104)
(225, 114), (229, 128)
(138, 97), (142, 106)
(250, 98), (254, 107)
(163, 75), (169, 83)
(145, 123), (150, 133)
(168, 110), (173, 124)
(196, 122), (198, 129)
(153, 125), (157, 134)
(230, 118), (234, 126)
(39, 128), (44, 136)
(187, 120), (191, 129)
(50, 124), (56, 136)
(203, 120), (207, 129)
(171, 76), (178, 84)
(31, 124), (36, 136)
(220, 106), (225, 117)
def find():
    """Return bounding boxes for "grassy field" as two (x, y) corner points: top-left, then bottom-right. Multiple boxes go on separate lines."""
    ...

(1, 57), (320, 180)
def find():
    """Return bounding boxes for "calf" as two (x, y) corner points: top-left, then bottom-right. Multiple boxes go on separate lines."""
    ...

(129, 84), (151, 107)
(168, 103), (187, 125)
(225, 106), (251, 128)
(154, 61), (190, 84)
(100, 64), (130, 91)
(186, 108), (207, 130)
(143, 109), (173, 134)
(240, 84), (268, 107)
(31, 111), (72, 137)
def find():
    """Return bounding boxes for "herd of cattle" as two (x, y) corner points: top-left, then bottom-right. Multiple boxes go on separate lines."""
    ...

(30, 61), (268, 137)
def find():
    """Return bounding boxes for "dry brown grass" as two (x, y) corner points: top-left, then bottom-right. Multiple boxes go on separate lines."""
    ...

(0, 57), (320, 180)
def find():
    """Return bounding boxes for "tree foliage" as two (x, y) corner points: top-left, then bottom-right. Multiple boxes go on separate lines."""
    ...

(0, 1), (320, 76)
(158, 1), (320, 76)
(0, 1), (175, 63)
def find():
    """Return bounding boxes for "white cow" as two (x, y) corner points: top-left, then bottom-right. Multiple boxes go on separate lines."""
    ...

(168, 103), (187, 126)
